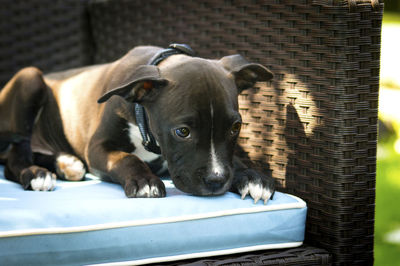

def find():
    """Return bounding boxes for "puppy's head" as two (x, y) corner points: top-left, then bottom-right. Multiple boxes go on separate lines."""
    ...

(98, 53), (273, 196)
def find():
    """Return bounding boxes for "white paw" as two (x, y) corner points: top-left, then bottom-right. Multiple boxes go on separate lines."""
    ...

(136, 184), (150, 197)
(56, 154), (86, 181)
(239, 181), (273, 204)
(150, 185), (161, 197)
(136, 184), (162, 197)
(30, 172), (56, 191)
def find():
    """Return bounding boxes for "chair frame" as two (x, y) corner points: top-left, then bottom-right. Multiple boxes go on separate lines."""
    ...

(0, 0), (383, 265)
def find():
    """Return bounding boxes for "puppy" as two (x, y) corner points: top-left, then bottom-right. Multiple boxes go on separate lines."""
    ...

(0, 44), (274, 203)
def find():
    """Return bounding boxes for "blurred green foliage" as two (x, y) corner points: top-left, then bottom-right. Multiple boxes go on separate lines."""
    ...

(383, 12), (400, 24)
(375, 139), (400, 265)
(374, 8), (400, 265)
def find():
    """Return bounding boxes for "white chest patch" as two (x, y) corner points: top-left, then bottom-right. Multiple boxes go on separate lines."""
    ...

(127, 122), (160, 163)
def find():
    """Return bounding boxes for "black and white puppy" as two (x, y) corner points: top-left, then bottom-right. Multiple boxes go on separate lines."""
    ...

(0, 45), (274, 204)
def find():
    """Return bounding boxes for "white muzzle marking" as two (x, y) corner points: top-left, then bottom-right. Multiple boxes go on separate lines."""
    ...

(209, 104), (224, 177)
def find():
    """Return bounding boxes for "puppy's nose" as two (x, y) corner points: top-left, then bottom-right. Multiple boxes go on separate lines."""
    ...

(203, 174), (226, 192)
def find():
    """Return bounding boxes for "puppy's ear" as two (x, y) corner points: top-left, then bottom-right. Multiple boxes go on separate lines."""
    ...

(219, 55), (273, 92)
(97, 65), (168, 103)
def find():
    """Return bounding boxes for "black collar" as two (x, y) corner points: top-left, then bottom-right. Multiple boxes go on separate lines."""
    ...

(134, 44), (195, 154)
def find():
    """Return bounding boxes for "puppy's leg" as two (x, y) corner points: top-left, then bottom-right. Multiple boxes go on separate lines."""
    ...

(87, 98), (166, 198)
(5, 142), (56, 191)
(88, 143), (166, 198)
(0, 67), (56, 190)
(33, 152), (86, 181)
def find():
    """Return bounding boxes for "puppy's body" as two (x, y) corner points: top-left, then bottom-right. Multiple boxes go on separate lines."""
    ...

(0, 45), (275, 203)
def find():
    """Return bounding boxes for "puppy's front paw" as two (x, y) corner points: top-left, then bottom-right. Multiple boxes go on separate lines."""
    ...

(124, 176), (166, 198)
(232, 168), (275, 204)
(20, 166), (57, 191)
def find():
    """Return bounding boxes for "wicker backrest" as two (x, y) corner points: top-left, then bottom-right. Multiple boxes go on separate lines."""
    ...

(0, 0), (92, 88)
(89, 1), (383, 264)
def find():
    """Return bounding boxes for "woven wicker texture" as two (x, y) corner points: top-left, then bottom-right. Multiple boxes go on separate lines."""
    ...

(159, 245), (332, 266)
(89, 1), (382, 265)
(0, 0), (92, 88)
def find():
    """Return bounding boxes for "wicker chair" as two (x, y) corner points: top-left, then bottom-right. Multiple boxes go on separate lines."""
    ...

(0, 0), (383, 265)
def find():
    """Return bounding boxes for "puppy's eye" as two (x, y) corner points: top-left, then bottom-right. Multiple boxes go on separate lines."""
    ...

(231, 122), (242, 136)
(175, 127), (191, 138)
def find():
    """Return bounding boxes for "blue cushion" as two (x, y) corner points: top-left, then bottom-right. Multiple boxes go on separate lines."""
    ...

(0, 165), (306, 265)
